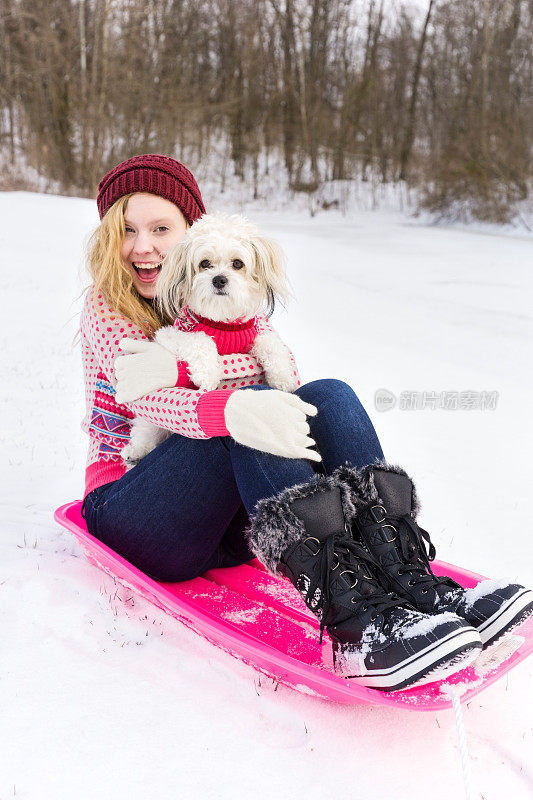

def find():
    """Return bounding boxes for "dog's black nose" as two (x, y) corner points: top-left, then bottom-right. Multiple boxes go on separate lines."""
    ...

(212, 275), (228, 290)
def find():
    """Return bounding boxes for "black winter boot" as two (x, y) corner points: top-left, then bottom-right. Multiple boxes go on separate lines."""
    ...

(247, 473), (482, 692)
(336, 461), (533, 649)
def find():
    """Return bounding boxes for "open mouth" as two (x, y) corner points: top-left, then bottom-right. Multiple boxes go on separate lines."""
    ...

(133, 263), (162, 283)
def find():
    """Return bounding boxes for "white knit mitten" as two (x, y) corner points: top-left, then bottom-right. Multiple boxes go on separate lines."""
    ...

(224, 389), (321, 461)
(114, 326), (223, 403)
(114, 339), (178, 404)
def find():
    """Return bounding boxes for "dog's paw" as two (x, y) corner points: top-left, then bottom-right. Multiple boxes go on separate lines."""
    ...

(156, 327), (221, 390)
(154, 325), (189, 355)
(187, 337), (222, 390)
(120, 443), (141, 469)
(267, 372), (300, 393)
(251, 333), (298, 393)
(189, 358), (222, 391)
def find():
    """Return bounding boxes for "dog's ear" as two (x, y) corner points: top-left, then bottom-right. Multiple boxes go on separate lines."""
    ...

(155, 237), (193, 319)
(251, 234), (294, 315)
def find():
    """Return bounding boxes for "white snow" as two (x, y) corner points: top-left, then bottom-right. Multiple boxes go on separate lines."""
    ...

(440, 679), (484, 699)
(223, 607), (262, 625)
(460, 577), (516, 610)
(1, 191), (532, 800)
(473, 635), (525, 678)
(397, 610), (461, 639)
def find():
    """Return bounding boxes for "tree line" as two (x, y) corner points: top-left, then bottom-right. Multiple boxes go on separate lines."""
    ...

(1, 0), (531, 223)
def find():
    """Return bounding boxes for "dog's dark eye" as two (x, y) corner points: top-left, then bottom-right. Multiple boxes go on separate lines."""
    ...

(232, 259), (244, 270)
(199, 259), (212, 269)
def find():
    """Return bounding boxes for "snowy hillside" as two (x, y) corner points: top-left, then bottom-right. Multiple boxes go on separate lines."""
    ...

(1, 191), (532, 799)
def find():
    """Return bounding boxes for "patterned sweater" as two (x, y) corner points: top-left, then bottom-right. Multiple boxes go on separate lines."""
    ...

(80, 286), (300, 500)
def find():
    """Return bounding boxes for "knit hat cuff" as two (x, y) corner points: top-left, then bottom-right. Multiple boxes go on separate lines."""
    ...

(96, 154), (206, 225)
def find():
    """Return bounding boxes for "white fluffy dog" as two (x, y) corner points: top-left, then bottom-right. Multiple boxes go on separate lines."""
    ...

(120, 212), (299, 467)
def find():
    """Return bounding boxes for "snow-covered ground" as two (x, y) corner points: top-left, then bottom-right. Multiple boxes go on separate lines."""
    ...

(1, 191), (532, 799)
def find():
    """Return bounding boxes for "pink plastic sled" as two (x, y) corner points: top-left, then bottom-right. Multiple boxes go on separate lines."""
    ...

(54, 500), (533, 711)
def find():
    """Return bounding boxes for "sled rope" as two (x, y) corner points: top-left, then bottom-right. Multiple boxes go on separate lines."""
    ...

(449, 687), (473, 800)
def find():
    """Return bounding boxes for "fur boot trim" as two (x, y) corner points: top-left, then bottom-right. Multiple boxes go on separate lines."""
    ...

(332, 459), (421, 520)
(246, 472), (357, 575)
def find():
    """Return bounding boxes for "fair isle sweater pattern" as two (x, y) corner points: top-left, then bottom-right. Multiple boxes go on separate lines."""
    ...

(80, 286), (300, 500)
(89, 374), (134, 447)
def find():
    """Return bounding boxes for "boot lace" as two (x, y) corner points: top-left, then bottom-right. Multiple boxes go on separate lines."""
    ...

(310, 528), (405, 644)
(390, 512), (460, 594)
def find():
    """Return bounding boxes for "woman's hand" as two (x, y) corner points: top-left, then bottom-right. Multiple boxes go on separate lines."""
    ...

(114, 339), (178, 404)
(224, 389), (321, 461)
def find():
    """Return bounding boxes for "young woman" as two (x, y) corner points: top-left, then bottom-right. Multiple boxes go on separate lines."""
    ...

(79, 154), (532, 691)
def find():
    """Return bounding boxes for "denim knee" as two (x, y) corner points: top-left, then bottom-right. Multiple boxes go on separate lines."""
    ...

(248, 379), (356, 400)
(296, 378), (358, 405)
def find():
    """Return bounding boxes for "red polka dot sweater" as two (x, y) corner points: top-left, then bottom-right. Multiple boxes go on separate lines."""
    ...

(80, 286), (301, 500)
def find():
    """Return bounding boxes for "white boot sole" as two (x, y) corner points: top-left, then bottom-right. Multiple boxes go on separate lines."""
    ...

(334, 625), (482, 692)
(477, 588), (533, 647)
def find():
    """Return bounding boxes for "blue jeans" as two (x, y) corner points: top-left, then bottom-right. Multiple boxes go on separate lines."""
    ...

(81, 380), (384, 581)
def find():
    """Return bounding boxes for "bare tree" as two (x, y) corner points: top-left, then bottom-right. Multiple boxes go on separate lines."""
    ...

(0, 0), (530, 222)
(399, 0), (435, 181)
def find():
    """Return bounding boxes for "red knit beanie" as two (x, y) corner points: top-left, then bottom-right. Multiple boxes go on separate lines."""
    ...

(96, 153), (206, 225)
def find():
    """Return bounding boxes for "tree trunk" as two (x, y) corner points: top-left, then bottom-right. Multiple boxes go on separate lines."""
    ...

(399, 0), (435, 181)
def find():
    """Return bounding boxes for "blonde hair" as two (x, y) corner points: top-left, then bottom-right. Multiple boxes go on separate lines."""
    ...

(81, 194), (176, 338)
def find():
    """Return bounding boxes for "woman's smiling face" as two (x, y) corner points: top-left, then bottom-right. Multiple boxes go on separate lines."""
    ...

(121, 193), (188, 299)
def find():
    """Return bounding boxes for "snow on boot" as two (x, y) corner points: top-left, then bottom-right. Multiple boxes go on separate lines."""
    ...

(247, 474), (482, 692)
(336, 461), (533, 649)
